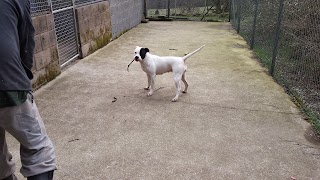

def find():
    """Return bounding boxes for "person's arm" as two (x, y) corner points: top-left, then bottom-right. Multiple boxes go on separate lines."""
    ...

(20, 1), (35, 79)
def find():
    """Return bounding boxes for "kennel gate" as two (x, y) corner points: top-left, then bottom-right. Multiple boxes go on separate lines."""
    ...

(51, 0), (79, 66)
(51, 0), (104, 66)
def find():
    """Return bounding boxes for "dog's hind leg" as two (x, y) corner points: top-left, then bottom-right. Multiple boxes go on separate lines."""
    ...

(172, 74), (182, 102)
(181, 71), (188, 93)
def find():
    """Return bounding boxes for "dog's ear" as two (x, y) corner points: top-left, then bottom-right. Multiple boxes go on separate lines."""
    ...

(140, 48), (149, 59)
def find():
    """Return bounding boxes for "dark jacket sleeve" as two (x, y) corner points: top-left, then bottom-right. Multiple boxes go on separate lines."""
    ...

(19, 0), (35, 79)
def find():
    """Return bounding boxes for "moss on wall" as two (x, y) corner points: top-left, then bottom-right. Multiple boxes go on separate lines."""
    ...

(77, 1), (112, 58)
(88, 30), (112, 54)
(32, 63), (61, 90)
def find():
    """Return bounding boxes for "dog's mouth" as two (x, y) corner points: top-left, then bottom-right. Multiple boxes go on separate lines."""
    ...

(134, 57), (140, 61)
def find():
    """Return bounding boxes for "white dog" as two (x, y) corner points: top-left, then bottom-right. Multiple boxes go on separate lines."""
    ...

(133, 45), (205, 102)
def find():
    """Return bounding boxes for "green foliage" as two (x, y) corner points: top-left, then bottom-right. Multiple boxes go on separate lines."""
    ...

(253, 46), (272, 69)
(292, 95), (320, 135)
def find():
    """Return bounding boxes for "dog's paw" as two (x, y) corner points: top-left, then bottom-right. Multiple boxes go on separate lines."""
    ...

(171, 98), (178, 102)
(144, 87), (150, 90)
(147, 92), (153, 97)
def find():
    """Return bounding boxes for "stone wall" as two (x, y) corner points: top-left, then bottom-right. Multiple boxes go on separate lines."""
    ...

(31, 14), (61, 90)
(76, 1), (112, 58)
(29, 0), (144, 89)
(109, 0), (144, 39)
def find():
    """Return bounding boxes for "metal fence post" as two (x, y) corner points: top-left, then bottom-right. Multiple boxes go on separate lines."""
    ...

(144, 0), (147, 18)
(167, 0), (170, 18)
(231, 0), (236, 26)
(270, 0), (285, 76)
(229, 0), (231, 22)
(175, 0), (177, 16)
(250, 0), (258, 49)
(237, 0), (241, 33)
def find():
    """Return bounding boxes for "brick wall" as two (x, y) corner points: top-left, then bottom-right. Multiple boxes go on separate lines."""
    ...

(31, 14), (61, 90)
(109, 0), (144, 39)
(76, 1), (112, 58)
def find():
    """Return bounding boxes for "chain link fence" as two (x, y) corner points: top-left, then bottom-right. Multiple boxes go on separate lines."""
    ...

(75, 0), (106, 6)
(30, 0), (51, 16)
(147, 0), (168, 18)
(231, 0), (320, 133)
(146, 0), (229, 21)
(30, 0), (106, 16)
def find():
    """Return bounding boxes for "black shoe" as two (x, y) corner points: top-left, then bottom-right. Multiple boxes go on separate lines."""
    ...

(1, 174), (17, 180)
(27, 171), (54, 180)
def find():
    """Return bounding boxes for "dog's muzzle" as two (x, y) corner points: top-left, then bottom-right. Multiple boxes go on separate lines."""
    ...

(134, 56), (140, 61)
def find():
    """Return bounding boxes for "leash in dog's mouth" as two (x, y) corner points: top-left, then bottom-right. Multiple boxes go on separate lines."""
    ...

(127, 59), (135, 72)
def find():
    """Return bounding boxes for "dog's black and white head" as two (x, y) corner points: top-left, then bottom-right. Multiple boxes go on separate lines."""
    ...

(134, 46), (149, 61)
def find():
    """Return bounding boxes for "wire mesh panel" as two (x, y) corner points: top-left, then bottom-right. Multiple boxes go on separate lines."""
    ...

(51, 0), (73, 11)
(51, 0), (107, 65)
(53, 8), (79, 65)
(147, 0), (169, 18)
(230, 0), (320, 132)
(30, 0), (51, 16)
(275, 0), (320, 120)
(253, 0), (280, 69)
(230, 0), (239, 28)
(146, 0), (229, 21)
(170, 0), (206, 20)
(237, 0), (255, 44)
(75, 0), (105, 6)
(231, 0), (280, 68)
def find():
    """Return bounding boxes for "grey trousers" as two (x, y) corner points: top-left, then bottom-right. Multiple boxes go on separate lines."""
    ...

(0, 94), (56, 179)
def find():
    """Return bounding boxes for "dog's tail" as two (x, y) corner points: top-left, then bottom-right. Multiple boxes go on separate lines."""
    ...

(182, 45), (205, 61)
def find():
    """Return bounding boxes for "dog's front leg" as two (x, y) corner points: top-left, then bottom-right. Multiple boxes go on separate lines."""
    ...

(147, 75), (155, 96)
(144, 74), (151, 90)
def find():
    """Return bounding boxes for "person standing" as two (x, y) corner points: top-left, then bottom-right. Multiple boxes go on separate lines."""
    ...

(0, 0), (57, 179)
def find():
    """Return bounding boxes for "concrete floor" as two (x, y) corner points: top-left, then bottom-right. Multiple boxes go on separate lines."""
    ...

(8, 21), (320, 179)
